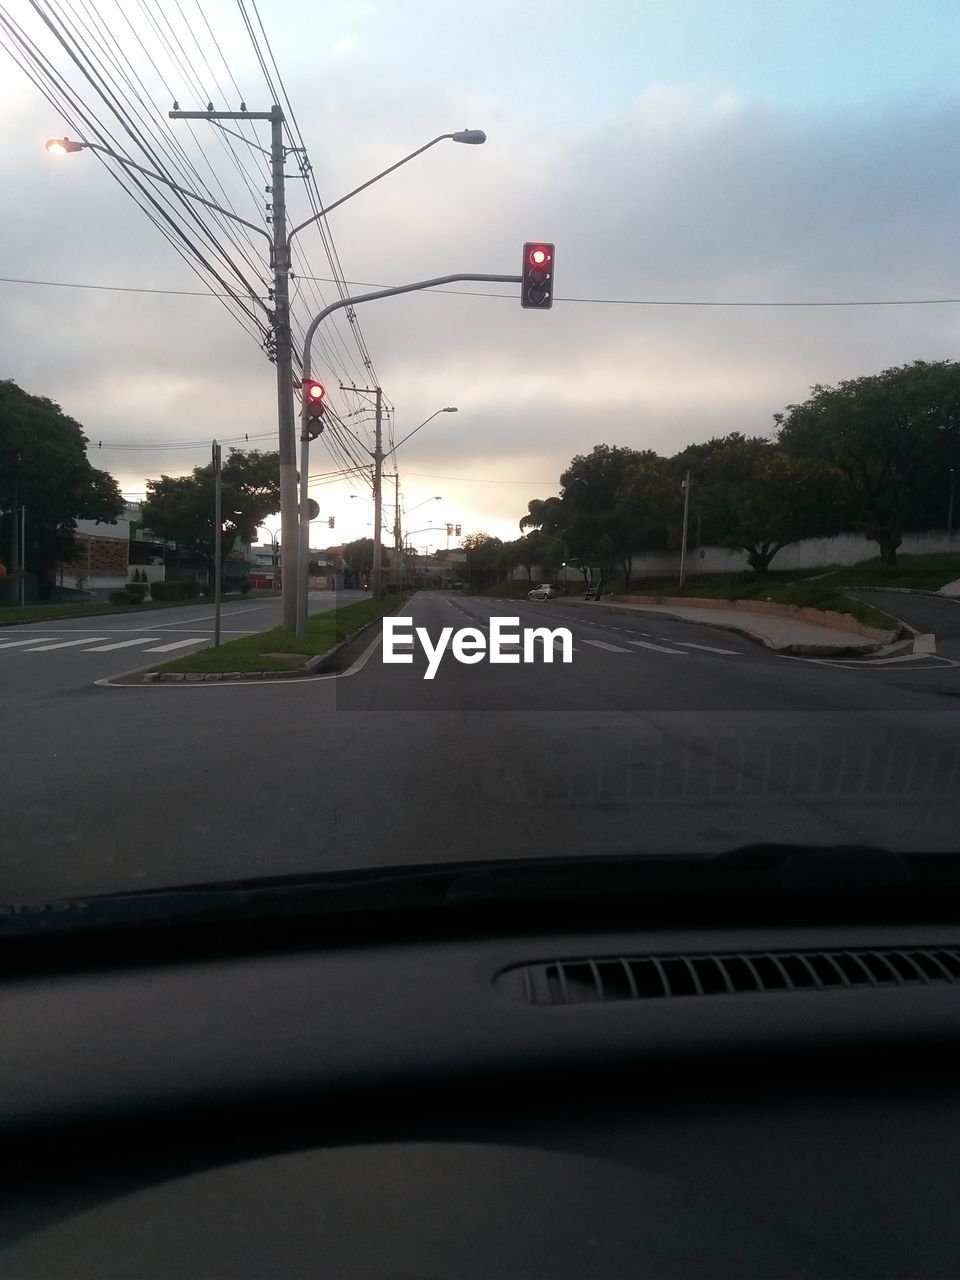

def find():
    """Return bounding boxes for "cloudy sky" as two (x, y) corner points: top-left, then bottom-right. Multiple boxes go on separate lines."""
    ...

(2, 0), (959, 550)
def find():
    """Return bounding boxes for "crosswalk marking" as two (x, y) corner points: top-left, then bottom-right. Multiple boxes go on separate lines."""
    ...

(672, 640), (741, 656)
(83, 637), (163, 652)
(0, 636), (58, 650)
(142, 637), (208, 653)
(23, 636), (111, 652)
(627, 639), (688, 655)
(583, 639), (632, 653)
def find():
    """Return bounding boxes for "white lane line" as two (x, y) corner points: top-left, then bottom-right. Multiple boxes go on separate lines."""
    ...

(0, 637), (60, 650)
(23, 636), (111, 651)
(142, 637), (209, 653)
(627, 639), (688, 655)
(671, 640), (742, 655)
(583, 639), (632, 653)
(84, 637), (163, 652)
(914, 633), (937, 654)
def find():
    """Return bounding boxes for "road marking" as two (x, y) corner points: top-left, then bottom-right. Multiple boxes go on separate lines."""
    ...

(583, 639), (632, 653)
(914, 632), (937, 654)
(671, 640), (741, 655)
(627, 639), (688, 655)
(0, 637), (60, 650)
(23, 636), (111, 651)
(142, 637), (208, 653)
(83, 637), (163, 652)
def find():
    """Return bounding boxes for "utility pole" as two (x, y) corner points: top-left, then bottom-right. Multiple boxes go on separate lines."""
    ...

(170, 105), (299, 631)
(949, 468), (956, 536)
(372, 387), (384, 599)
(393, 473), (403, 589)
(679, 470), (691, 591)
(212, 439), (222, 648)
(10, 477), (18, 603)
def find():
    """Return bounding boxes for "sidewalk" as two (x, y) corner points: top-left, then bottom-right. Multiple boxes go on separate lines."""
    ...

(558, 597), (894, 656)
(939, 577), (960, 598)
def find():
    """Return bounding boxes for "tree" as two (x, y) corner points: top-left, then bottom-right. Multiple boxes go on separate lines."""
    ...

(724, 451), (849, 576)
(776, 360), (960, 566)
(141, 449), (280, 578)
(506, 529), (562, 581)
(559, 445), (648, 589)
(342, 538), (375, 577)
(0, 379), (124, 596)
(614, 454), (682, 584)
(670, 434), (849, 575)
(460, 531), (504, 589)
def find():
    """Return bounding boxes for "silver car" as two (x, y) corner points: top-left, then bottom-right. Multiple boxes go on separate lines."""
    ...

(527, 583), (561, 600)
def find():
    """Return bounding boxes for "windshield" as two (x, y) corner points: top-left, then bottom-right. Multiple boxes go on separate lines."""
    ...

(2, 1), (960, 914)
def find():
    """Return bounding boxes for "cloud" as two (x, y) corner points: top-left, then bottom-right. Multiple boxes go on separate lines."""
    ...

(330, 32), (360, 57)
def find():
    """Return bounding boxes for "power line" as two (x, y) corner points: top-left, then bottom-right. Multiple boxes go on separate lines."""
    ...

(6, 272), (960, 310)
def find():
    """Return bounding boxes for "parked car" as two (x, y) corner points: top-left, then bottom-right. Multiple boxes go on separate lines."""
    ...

(528, 583), (561, 600)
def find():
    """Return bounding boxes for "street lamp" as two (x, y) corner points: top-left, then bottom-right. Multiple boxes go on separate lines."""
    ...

(47, 127), (484, 631)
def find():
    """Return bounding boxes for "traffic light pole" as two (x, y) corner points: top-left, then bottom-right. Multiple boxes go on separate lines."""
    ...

(298, 273), (520, 605)
(212, 440), (222, 648)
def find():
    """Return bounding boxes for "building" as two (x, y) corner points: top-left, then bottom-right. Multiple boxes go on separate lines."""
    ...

(57, 503), (253, 595)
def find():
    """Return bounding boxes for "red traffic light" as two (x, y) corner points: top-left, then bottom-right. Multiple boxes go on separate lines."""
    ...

(303, 379), (326, 438)
(521, 241), (555, 310)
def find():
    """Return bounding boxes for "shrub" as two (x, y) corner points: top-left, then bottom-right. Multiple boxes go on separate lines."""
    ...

(181, 581), (200, 600)
(108, 590), (131, 606)
(125, 582), (148, 602)
(239, 581), (252, 596)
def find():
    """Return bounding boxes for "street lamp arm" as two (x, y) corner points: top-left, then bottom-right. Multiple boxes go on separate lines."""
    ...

(56, 141), (272, 241)
(288, 133), (465, 246)
(391, 409), (446, 454)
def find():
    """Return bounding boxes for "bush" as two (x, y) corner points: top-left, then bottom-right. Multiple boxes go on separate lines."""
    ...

(149, 581), (168, 601)
(108, 590), (131, 606)
(239, 581), (252, 596)
(125, 582), (148, 602)
(181, 581), (200, 600)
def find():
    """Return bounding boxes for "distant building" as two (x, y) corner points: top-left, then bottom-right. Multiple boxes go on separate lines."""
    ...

(58, 502), (253, 594)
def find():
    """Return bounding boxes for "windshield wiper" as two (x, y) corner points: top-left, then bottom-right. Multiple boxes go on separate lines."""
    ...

(3, 845), (960, 941)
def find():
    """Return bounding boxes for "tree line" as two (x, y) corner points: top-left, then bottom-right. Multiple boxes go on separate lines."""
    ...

(461, 360), (960, 590)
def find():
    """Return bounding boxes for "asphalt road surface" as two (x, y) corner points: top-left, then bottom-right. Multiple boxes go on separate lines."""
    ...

(4, 590), (960, 903)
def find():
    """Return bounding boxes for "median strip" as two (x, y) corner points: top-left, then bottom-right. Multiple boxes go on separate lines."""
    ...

(143, 594), (409, 682)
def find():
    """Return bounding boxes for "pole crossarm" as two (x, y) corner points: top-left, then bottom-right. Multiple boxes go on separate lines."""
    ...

(301, 274), (521, 377)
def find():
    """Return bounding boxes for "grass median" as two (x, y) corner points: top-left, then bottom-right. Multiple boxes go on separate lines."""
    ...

(150, 593), (409, 675)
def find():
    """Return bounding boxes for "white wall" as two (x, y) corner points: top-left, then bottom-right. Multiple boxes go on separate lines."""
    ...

(513, 530), (960, 582)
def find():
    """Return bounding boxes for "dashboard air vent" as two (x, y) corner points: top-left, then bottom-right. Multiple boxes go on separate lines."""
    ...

(497, 947), (960, 1006)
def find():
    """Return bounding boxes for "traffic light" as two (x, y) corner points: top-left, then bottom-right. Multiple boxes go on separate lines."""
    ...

(446, 523), (453, 536)
(328, 516), (335, 529)
(521, 242), (555, 309)
(302, 379), (326, 438)
(455, 524), (461, 537)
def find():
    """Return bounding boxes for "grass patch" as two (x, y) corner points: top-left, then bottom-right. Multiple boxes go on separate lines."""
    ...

(0, 590), (278, 627)
(825, 552), (960, 591)
(152, 593), (409, 674)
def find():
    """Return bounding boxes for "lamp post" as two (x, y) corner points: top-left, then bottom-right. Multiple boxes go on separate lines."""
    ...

(46, 128), (484, 630)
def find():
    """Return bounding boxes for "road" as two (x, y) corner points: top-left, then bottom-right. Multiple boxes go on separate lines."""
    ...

(3, 590), (960, 902)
